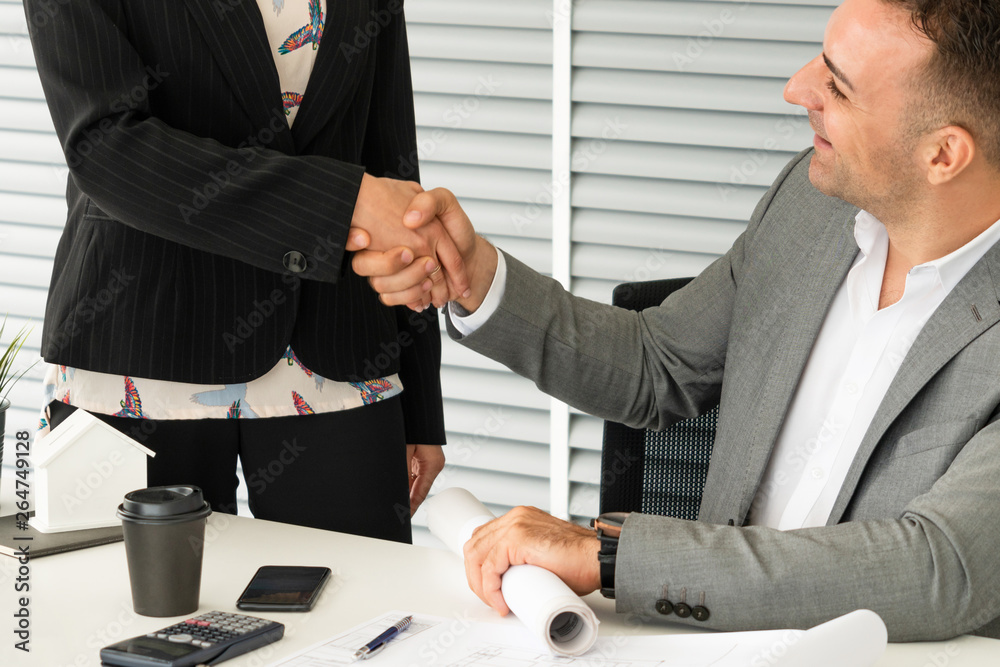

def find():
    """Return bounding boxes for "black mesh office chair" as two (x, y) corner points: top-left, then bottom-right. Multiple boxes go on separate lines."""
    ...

(599, 278), (720, 520)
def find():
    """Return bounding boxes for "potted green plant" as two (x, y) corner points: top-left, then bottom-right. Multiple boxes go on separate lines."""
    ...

(1, 315), (37, 460)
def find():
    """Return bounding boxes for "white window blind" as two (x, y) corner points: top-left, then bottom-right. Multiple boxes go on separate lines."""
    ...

(0, 0), (62, 449)
(0, 0), (838, 547)
(406, 0), (558, 541)
(564, 0), (833, 526)
(408, 0), (837, 544)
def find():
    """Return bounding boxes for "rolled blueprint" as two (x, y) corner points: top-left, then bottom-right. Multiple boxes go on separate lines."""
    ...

(423, 487), (600, 656)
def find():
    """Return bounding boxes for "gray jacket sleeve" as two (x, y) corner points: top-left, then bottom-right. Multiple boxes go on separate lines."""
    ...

(444, 196), (765, 430)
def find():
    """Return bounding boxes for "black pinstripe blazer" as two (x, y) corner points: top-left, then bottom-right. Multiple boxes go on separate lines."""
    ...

(24, 0), (445, 442)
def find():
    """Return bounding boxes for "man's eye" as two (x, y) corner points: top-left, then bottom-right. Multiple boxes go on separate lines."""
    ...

(826, 78), (847, 100)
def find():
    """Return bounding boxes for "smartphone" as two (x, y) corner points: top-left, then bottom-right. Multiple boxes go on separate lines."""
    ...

(236, 566), (332, 612)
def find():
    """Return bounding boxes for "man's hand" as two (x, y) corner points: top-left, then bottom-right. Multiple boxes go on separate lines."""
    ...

(350, 187), (498, 312)
(462, 506), (601, 615)
(406, 444), (445, 515)
(349, 176), (470, 306)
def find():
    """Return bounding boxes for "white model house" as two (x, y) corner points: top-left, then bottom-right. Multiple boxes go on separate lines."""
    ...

(29, 409), (155, 533)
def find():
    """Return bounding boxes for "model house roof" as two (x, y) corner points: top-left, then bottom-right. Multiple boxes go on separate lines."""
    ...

(33, 408), (155, 468)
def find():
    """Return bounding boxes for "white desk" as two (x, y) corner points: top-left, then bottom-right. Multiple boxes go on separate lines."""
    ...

(1, 513), (999, 666)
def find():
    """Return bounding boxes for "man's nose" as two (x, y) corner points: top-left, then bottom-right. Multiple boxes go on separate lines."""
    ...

(784, 55), (824, 111)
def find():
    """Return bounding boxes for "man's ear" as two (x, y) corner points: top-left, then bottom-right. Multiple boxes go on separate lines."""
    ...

(924, 125), (976, 186)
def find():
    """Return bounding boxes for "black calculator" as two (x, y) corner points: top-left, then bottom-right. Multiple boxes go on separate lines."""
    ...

(99, 611), (284, 667)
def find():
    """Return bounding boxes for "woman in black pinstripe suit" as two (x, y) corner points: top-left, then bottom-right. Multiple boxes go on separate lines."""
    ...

(25, 0), (465, 542)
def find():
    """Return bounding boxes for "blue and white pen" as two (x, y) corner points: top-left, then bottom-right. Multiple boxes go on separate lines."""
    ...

(352, 615), (413, 661)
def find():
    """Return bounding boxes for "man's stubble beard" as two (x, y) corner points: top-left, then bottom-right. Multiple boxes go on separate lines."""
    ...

(808, 139), (924, 232)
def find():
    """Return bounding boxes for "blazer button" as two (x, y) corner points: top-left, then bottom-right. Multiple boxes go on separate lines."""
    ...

(674, 602), (692, 618)
(692, 606), (710, 622)
(654, 599), (673, 615)
(283, 251), (308, 273)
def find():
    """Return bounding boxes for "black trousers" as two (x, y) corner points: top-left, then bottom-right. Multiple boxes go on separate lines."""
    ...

(47, 397), (412, 543)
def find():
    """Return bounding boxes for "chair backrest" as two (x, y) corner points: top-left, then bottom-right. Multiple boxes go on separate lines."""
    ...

(599, 278), (720, 520)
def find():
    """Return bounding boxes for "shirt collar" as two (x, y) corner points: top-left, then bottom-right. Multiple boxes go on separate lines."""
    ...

(854, 210), (1000, 294)
(852, 210), (885, 260)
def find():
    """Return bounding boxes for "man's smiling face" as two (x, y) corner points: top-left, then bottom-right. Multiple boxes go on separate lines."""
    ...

(783, 0), (936, 213)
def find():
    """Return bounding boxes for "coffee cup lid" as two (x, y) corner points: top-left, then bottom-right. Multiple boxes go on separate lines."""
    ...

(121, 486), (208, 518)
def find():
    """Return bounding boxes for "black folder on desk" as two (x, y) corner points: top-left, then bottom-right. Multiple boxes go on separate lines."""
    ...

(0, 512), (122, 558)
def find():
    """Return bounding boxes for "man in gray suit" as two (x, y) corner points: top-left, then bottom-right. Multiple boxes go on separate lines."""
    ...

(349, 0), (1000, 641)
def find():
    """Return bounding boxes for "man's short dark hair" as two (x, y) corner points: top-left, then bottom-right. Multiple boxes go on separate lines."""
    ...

(883, 0), (1000, 168)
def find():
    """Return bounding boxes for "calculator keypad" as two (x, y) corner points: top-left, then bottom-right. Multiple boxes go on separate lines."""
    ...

(145, 611), (275, 648)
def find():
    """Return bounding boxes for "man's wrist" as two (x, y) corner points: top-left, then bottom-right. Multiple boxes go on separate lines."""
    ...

(587, 535), (603, 593)
(455, 236), (498, 313)
(593, 512), (625, 599)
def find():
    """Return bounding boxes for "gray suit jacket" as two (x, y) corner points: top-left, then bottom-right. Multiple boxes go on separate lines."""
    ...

(448, 149), (1000, 641)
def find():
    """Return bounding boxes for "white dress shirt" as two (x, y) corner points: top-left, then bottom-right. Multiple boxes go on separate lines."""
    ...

(453, 212), (1000, 529)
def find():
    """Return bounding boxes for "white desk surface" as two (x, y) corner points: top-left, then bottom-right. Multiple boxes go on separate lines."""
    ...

(1, 512), (999, 667)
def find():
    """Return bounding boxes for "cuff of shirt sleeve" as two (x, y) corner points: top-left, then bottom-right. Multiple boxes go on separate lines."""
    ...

(448, 249), (507, 335)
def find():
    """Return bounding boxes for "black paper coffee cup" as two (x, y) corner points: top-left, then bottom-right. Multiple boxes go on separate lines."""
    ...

(117, 486), (212, 617)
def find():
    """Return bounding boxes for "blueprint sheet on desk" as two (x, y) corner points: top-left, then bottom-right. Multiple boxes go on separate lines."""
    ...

(268, 608), (887, 667)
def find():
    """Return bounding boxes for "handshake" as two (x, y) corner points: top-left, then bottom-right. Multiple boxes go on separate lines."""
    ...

(346, 174), (498, 313)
